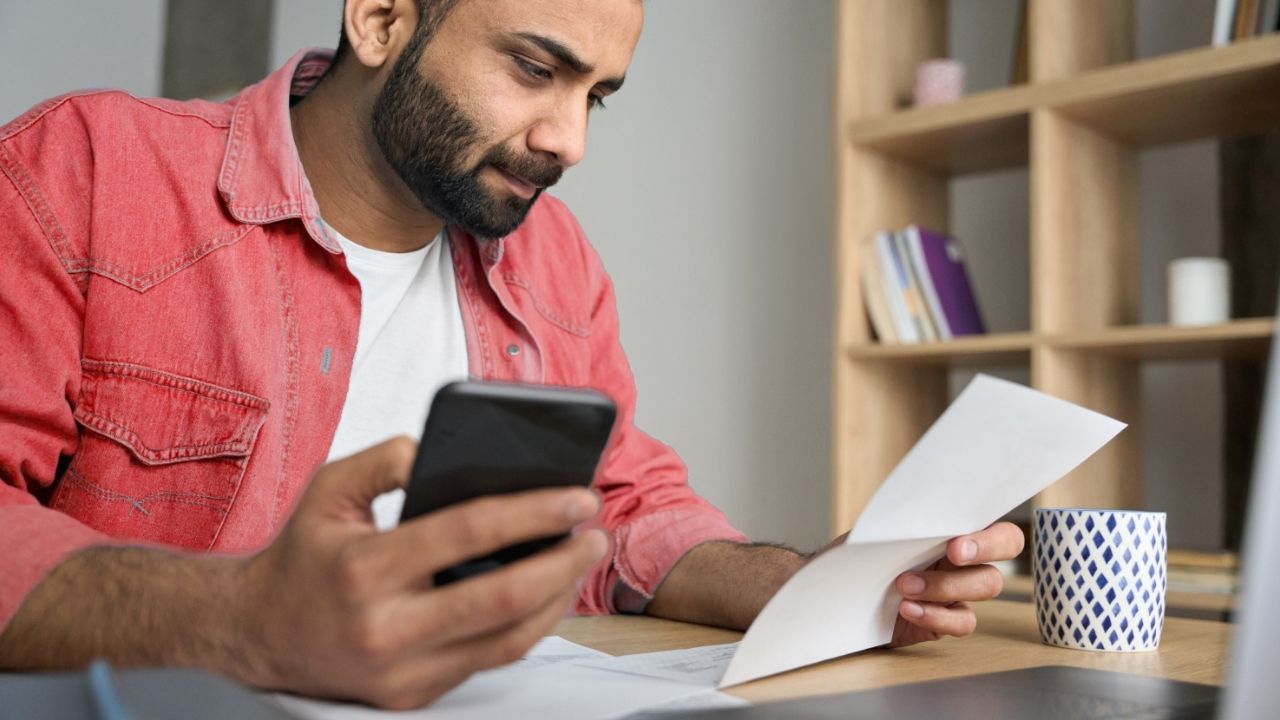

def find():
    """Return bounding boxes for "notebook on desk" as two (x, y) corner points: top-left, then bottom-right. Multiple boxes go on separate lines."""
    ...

(636, 295), (1280, 720)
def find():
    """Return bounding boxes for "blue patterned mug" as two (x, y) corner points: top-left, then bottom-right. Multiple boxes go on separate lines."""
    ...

(1032, 509), (1167, 652)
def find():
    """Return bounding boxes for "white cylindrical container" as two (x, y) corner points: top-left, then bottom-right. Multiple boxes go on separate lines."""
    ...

(913, 59), (965, 107)
(1033, 509), (1167, 652)
(1168, 257), (1230, 326)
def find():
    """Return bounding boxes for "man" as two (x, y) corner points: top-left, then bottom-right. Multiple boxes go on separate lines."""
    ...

(0, 0), (1022, 710)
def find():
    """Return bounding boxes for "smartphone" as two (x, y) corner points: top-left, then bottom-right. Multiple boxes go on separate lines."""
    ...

(400, 381), (617, 585)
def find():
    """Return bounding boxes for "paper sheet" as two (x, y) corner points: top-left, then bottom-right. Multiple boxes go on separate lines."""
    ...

(273, 637), (729, 720)
(719, 375), (1126, 687)
(575, 643), (739, 686)
(611, 689), (751, 718)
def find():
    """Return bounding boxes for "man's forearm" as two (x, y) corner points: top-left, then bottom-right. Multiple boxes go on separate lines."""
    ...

(0, 546), (263, 683)
(644, 541), (806, 630)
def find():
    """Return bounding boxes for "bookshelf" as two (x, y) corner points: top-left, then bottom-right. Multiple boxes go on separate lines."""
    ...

(832, 0), (1279, 550)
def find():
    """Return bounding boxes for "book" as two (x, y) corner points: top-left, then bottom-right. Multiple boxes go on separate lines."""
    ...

(1260, 0), (1280, 34)
(904, 226), (952, 340)
(1235, 0), (1261, 39)
(859, 241), (898, 343)
(1213, 0), (1240, 44)
(892, 231), (938, 342)
(873, 231), (919, 343)
(905, 226), (986, 337)
(1167, 549), (1240, 571)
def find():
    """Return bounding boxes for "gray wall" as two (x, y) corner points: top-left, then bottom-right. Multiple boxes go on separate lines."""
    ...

(0, 1), (166, 121)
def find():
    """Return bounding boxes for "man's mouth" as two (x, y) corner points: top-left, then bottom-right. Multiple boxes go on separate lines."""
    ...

(492, 165), (539, 200)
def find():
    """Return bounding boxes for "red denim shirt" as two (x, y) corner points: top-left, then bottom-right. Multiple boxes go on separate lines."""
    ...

(0, 50), (746, 631)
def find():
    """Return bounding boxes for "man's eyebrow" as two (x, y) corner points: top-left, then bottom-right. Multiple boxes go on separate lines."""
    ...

(514, 32), (626, 93)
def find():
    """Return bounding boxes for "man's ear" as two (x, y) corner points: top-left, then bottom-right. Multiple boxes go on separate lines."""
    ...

(342, 0), (419, 69)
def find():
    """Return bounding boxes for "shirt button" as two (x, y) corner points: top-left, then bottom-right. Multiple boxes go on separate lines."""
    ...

(506, 344), (521, 357)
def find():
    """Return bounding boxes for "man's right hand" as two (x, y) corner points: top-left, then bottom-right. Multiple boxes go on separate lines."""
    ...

(0, 437), (607, 710)
(243, 437), (608, 708)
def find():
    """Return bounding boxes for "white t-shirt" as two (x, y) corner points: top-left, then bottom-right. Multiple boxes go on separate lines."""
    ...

(325, 226), (469, 530)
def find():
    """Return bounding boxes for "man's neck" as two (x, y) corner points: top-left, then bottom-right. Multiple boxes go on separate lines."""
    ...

(289, 70), (446, 253)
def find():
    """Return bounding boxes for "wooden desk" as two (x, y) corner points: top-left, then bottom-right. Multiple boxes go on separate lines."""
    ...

(554, 600), (1230, 704)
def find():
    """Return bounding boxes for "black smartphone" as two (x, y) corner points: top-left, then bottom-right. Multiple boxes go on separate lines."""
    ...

(400, 381), (617, 586)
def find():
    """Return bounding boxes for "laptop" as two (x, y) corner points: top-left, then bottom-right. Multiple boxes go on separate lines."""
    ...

(637, 295), (1279, 720)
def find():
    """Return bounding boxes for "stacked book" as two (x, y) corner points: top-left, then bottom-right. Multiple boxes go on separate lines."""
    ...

(1214, 0), (1280, 45)
(860, 226), (985, 344)
(1166, 549), (1240, 598)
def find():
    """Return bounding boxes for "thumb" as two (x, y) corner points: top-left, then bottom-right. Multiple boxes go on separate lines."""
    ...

(307, 436), (418, 516)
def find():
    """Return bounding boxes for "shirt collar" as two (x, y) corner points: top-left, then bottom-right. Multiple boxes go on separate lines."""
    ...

(216, 48), (507, 264)
(217, 48), (339, 252)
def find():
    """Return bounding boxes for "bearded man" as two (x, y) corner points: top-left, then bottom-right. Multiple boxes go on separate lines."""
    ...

(0, 0), (1022, 709)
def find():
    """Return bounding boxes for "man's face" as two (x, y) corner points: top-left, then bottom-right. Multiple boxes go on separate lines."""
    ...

(371, 0), (642, 239)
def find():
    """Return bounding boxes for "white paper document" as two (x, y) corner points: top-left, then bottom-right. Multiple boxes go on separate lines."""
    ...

(576, 642), (739, 686)
(274, 638), (743, 720)
(719, 375), (1127, 687)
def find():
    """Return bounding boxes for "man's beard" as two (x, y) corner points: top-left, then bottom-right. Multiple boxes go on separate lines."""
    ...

(371, 37), (563, 240)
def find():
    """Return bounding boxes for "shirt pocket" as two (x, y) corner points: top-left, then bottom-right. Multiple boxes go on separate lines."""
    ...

(51, 358), (269, 551)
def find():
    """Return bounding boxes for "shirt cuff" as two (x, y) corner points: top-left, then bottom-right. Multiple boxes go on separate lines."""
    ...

(0, 504), (113, 633)
(605, 506), (748, 615)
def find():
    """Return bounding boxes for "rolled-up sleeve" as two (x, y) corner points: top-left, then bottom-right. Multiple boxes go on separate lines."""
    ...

(0, 125), (112, 632)
(573, 237), (747, 616)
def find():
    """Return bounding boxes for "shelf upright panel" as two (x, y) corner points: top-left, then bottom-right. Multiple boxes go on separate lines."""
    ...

(832, 0), (949, 534)
(1032, 105), (1143, 511)
(1029, 0), (1134, 83)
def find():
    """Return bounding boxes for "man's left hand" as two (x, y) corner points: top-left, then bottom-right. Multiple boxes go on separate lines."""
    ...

(889, 521), (1025, 647)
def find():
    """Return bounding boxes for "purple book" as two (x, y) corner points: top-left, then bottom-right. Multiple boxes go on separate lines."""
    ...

(907, 226), (986, 336)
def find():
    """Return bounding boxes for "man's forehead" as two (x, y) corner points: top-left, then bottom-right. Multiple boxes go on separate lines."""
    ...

(445, 0), (643, 75)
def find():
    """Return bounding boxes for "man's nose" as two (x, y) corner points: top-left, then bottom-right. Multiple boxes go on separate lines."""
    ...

(527, 102), (588, 170)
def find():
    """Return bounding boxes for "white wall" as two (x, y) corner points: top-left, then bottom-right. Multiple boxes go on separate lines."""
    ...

(0, 1), (166, 121)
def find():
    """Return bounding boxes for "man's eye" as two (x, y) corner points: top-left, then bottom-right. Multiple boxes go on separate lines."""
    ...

(512, 56), (552, 81)
(588, 95), (607, 111)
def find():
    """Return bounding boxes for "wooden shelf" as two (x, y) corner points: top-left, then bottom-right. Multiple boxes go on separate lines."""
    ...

(847, 332), (1034, 366)
(846, 35), (1280, 176)
(832, 1), (1277, 534)
(1048, 35), (1280, 148)
(1048, 318), (1275, 361)
(845, 319), (1274, 366)
(848, 86), (1033, 175)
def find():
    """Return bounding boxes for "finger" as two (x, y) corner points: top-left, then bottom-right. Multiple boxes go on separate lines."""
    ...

(305, 436), (417, 518)
(946, 521), (1025, 567)
(897, 564), (1004, 603)
(388, 529), (606, 647)
(898, 600), (977, 638)
(361, 486), (601, 592)
(372, 586), (580, 710)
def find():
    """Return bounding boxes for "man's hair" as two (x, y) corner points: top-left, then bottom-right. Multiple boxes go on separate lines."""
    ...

(331, 0), (464, 67)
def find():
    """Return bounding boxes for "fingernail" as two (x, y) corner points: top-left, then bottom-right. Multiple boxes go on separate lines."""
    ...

(566, 493), (599, 522)
(902, 574), (925, 595)
(902, 601), (925, 619)
(957, 539), (978, 563)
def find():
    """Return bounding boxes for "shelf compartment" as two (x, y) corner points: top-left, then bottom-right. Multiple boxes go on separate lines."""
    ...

(844, 36), (1280, 176)
(846, 332), (1034, 366)
(1046, 35), (1280, 148)
(1047, 318), (1276, 361)
(848, 86), (1034, 176)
